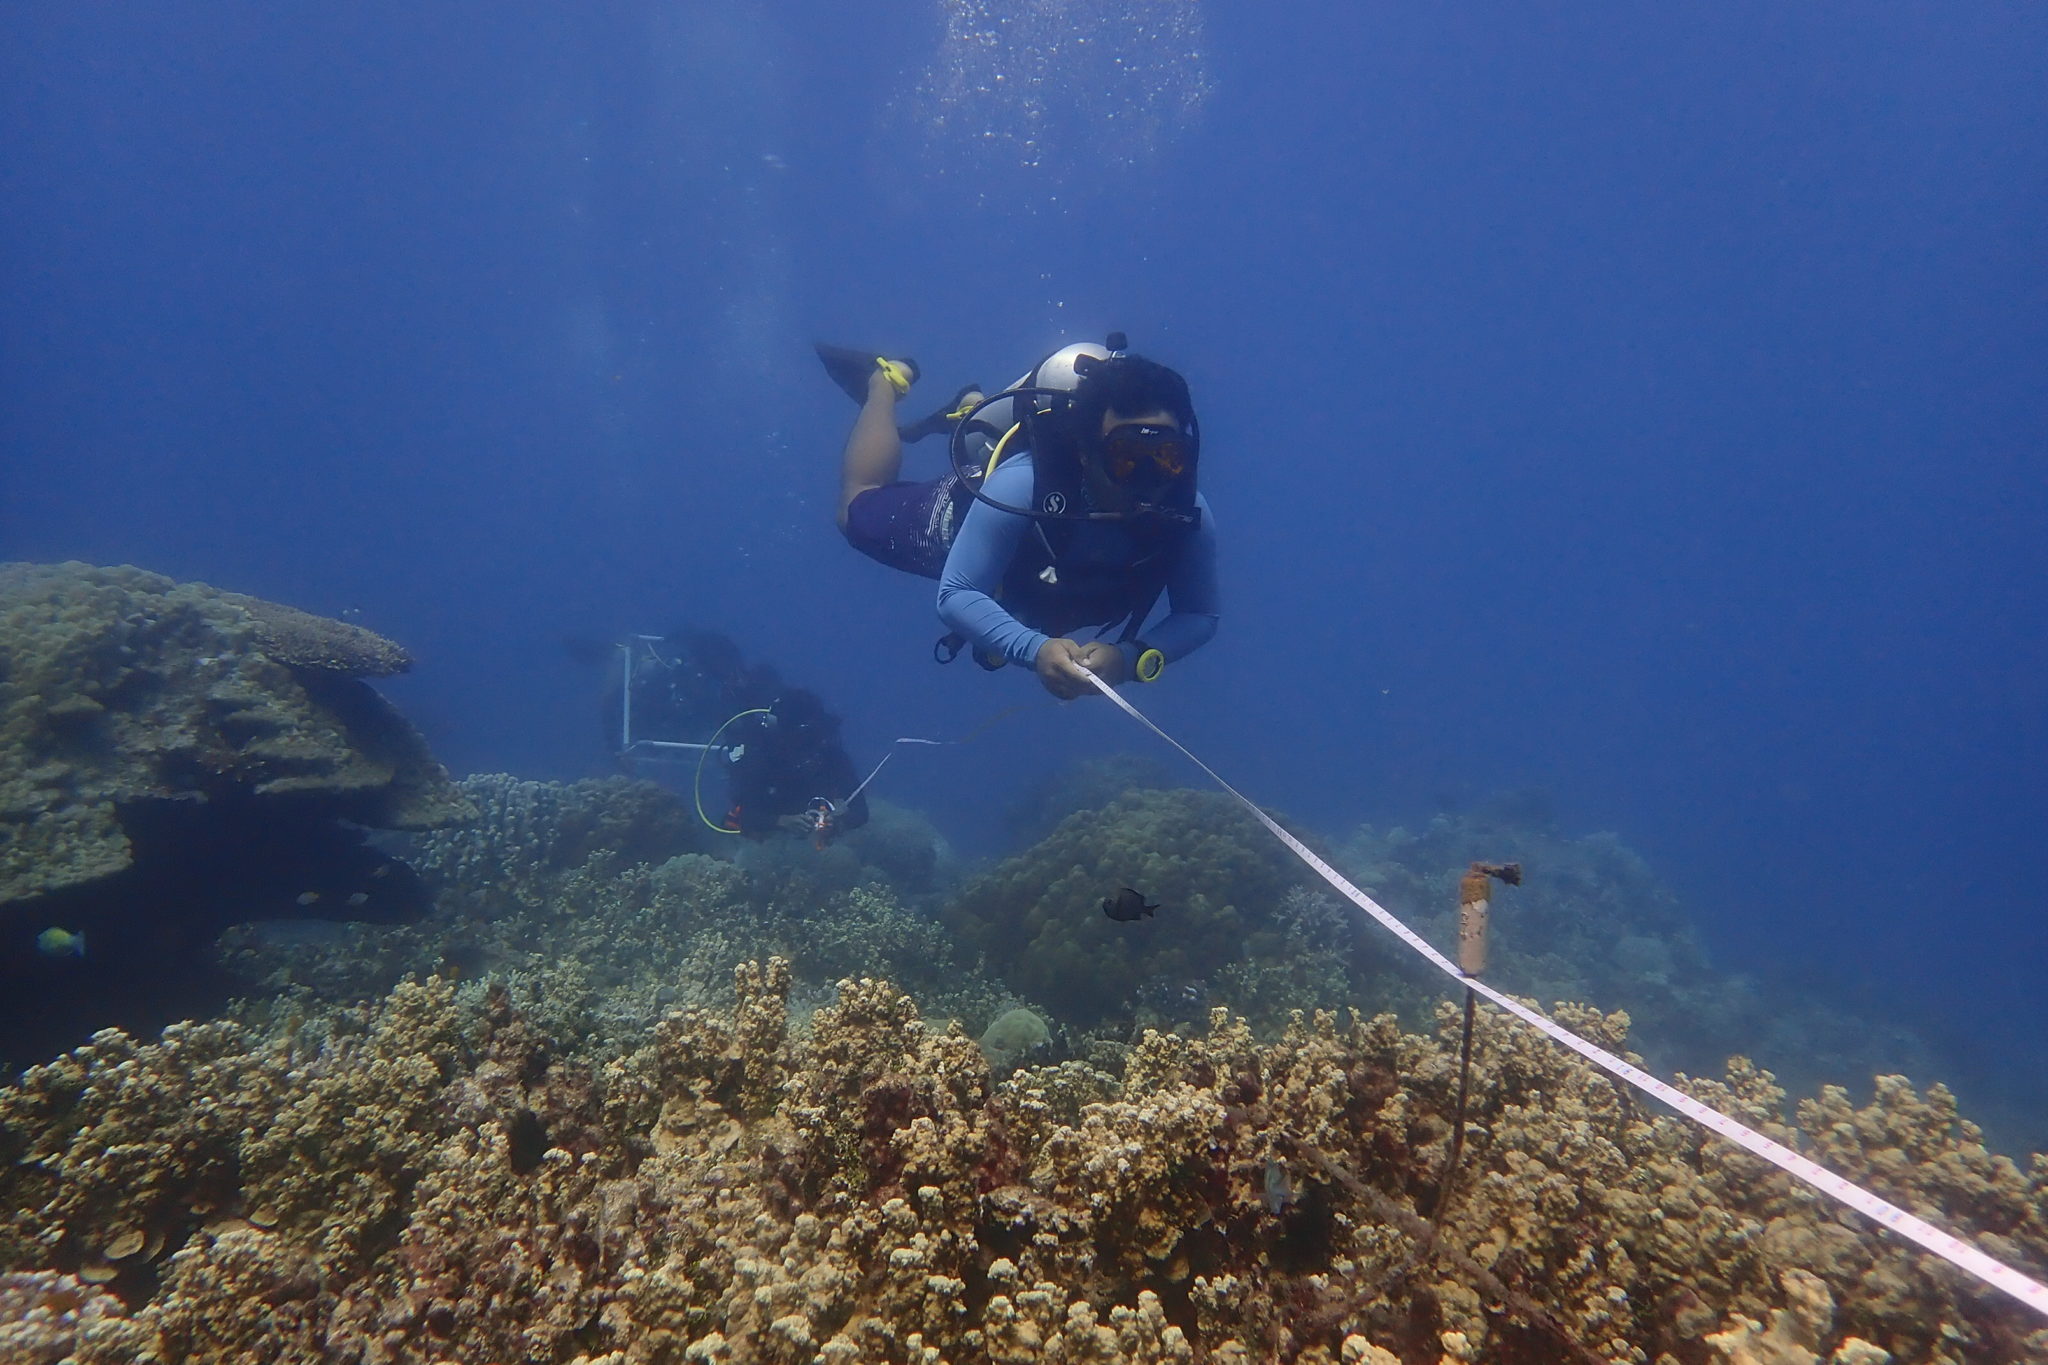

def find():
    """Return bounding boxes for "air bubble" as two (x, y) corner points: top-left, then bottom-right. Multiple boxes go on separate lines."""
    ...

(891, 0), (1214, 196)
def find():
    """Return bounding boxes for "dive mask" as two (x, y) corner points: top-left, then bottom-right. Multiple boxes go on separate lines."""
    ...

(1098, 423), (1192, 483)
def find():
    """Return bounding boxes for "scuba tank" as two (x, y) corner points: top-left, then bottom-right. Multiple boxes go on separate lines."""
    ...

(954, 339), (1116, 472)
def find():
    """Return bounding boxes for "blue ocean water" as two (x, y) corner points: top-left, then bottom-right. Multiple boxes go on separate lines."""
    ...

(3, 2), (2043, 1129)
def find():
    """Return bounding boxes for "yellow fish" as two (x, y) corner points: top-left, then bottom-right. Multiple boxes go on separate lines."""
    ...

(37, 927), (86, 959)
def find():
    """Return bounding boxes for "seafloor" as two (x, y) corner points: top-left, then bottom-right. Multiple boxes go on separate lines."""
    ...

(3, 766), (2047, 1363)
(2, 565), (2045, 1363)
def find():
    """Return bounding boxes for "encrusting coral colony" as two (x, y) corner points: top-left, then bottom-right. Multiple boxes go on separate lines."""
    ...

(1, 568), (2046, 1363)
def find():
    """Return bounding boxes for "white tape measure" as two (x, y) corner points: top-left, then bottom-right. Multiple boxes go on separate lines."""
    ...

(1085, 674), (2048, 1320)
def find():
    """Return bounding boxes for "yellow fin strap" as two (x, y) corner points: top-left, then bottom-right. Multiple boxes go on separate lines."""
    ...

(1134, 648), (1166, 683)
(876, 357), (914, 396)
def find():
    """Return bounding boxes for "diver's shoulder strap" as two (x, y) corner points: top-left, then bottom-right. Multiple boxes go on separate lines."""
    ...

(1116, 581), (1168, 645)
(1109, 504), (1201, 643)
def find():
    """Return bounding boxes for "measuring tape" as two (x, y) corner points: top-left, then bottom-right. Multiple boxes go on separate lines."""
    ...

(1082, 674), (2048, 1320)
(840, 702), (1031, 807)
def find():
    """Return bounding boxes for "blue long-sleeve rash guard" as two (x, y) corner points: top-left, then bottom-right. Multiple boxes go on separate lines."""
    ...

(936, 455), (1220, 672)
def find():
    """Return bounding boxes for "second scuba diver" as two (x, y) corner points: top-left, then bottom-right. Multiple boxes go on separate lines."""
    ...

(823, 333), (1220, 699)
(610, 629), (869, 843)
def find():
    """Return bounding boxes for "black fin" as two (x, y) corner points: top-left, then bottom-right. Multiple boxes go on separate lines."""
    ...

(899, 383), (985, 443)
(816, 343), (918, 403)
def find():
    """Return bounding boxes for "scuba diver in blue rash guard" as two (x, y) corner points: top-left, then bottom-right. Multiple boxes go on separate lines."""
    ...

(823, 333), (1220, 699)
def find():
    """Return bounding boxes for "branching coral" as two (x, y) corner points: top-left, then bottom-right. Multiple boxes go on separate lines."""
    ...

(257, 783), (1003, 1048)
(0, 1270), (158, 1364)
(0, 561), (478, 1066)
(3, 957), (2043, 1363)
(406, 774), (708, 918)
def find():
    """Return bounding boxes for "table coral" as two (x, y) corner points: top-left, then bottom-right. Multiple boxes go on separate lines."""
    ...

(217, 591), (413, 676)
(0, 561), (471, 906)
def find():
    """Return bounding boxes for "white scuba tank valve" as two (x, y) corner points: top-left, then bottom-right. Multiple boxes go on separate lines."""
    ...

(1027, 340), (1113, 398)
(972, 340), (1113, 436)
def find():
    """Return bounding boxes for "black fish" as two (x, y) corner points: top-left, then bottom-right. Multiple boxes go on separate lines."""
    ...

(1101, 887), (1160, 922)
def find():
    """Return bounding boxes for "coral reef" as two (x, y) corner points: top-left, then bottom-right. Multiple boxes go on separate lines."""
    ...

(941, 789), (1324, 1027)
(242, 775), (998, 1052)
(406, 778), (956, 924)
(1004, 754), (1182, 847)
(0, 561), (474, 1069)
(941, 789), (1450, 1037)
(1, 959), (2042, 1363)
(1338, 811), (1729, 1059)
(10, 747), (2044, 1359)
(407, 773), (710, 919)
(1701, 1268), (1892, 1365)
(1333, 808), (1952, 1119)
(0, 1270), (154, 1363)
(0, 561), (470, 906)
(216, 592), (414, 676)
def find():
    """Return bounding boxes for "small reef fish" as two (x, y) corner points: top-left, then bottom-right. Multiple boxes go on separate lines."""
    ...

(37, 926), (86, 958)
(1101, 887), (1159, 922)
(1262, 1159), (1298, 1215)
(295, 891), (322, 907)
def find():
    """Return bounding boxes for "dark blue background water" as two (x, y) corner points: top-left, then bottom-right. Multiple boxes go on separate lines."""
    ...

(5, 5), (2044, 1117)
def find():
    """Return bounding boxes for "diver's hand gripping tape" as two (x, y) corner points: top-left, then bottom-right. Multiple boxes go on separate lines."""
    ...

(1081, 671), (2048, 1322)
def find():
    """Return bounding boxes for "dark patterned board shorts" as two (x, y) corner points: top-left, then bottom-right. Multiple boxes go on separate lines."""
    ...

(842, 472), (968, 581)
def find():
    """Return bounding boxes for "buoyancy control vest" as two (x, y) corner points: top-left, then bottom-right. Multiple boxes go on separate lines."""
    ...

(991, 463), (1195, 641)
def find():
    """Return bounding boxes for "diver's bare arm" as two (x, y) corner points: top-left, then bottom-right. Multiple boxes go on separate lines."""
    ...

(836, 370), (903, 528)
